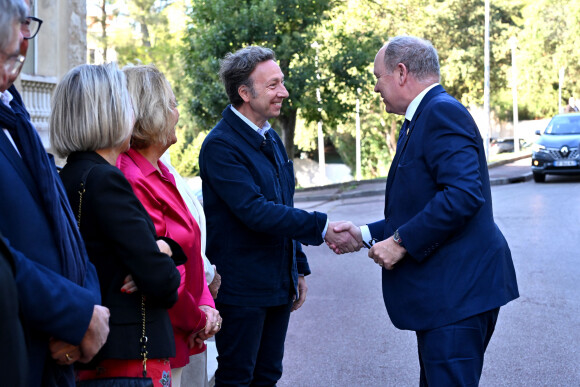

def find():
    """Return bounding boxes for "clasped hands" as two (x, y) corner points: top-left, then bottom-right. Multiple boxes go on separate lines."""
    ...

(325, 221), (406, 270)
(324, 221), (363, 254)
(188, 305), (222, 350)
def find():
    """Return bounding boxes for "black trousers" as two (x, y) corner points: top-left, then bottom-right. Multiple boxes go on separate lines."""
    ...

(416, 307), (500, 387)
(214, 301), (293, 387)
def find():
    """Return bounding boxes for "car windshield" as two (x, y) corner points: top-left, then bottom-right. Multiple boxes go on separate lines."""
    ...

(544, 115), (580, 135)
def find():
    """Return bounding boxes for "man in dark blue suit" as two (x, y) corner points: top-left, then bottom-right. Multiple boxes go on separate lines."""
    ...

(0, 1), (109, 384)
(200, 46), (359, 386)
(333, 36), (519, 386)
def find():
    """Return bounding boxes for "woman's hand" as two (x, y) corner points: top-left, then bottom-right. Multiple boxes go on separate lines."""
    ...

(199, 305), (222, 336)
(120, 274), (138, 294)
(188, 305), (222, 348)
(187, 331), (201, 349)
(156, 239), (172, 256)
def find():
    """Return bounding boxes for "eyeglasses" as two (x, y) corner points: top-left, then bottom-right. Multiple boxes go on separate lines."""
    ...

(22, 16), (43, 40)
(3, 55), (26, 77)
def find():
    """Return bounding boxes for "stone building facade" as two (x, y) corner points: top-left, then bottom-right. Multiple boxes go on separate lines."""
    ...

(14, 0), (86, 148)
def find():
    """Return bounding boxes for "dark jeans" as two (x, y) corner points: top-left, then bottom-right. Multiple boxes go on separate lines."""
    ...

(416, 307), (500, 387)
(214, 301), (293, 387)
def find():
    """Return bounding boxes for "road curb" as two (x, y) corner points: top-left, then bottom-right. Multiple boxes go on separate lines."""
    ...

(295, 155), (532, 202)
(487, 152), (532, 168)
(490, 171), (533, 186)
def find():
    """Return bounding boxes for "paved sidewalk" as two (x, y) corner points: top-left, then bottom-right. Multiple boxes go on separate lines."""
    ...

(487, 154), (532, 185)
(294, 154), (532, 202)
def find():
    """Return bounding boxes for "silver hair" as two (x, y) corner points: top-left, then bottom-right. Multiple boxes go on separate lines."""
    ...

(383, 36), (440, 83)
(50, 63), (134, 158)
(0, 0), (27, 52)
(219, 46), (276, 107)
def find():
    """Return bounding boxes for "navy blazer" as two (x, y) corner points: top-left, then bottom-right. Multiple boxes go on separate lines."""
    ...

(200, 106), (327, 307)
(368, 85), (519, 331)
(0, 116), (100, 385)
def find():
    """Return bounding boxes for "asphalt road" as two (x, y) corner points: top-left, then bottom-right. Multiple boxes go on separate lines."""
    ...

(278, 175), (580, 386)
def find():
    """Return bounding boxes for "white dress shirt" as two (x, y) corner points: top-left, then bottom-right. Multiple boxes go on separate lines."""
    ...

(360, 83), (439, 246)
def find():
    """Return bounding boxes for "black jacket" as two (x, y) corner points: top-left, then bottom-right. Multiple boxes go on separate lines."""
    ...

(60, 151), (182, 360)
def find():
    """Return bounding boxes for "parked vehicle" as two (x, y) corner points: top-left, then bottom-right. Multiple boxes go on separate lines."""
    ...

(490, 138), (528, 155)
(531, 113), (580, 182)
(490, 138), (515, 155)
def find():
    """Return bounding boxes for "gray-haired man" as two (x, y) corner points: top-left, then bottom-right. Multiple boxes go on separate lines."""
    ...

(0, 3), (28, 384)
(0, 0), (26, 89)
(0, 0), (110, 385)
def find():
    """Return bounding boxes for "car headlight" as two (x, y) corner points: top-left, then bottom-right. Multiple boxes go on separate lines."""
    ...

(531, 143), (546, 152)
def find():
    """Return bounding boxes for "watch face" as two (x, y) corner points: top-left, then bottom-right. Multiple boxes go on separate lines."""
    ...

(394, 230), (402, 245)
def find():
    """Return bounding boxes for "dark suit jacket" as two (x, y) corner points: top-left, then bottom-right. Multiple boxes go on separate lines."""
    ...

(59, 151), (182, 360)
(368, 85), (519, 331)
(0, 115), (101, 386)
(199, 106), (327, 307)
(0, 235), (27, 386)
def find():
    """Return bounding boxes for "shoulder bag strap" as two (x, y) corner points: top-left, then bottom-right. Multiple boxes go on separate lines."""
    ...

(75, 164), (149, 378)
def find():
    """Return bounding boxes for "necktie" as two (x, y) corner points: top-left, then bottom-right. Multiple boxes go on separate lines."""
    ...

(397, 119), (410, 147)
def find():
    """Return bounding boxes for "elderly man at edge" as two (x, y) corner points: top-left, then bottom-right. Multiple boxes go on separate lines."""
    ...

(199, 46), (361, 386)
(0, 0), (109, 385)
(0, 4), (28, 385)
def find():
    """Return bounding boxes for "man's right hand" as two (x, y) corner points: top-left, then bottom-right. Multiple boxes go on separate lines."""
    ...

(325, 221), (363, 254)
(78, 305), (110, 363)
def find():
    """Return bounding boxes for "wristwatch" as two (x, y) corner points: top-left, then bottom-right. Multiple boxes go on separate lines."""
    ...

(393, 229), (403, 247)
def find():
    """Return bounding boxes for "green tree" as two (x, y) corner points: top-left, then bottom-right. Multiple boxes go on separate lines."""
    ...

(105, 0), (200, 174)
(113, 0), (182, 76)
(415, 0), (523, 118)
(516, 0), (580, 118)
(300, 0), (398, 178)
(106, 0), (578, 180)
(87, 0), (119, 62)
(182, 0), (378, 160)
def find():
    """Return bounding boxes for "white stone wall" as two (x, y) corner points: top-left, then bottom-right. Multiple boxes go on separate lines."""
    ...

(14, 0), (86, 149)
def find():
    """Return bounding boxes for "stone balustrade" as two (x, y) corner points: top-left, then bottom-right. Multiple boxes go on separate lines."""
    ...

(20, 73), (57, 147)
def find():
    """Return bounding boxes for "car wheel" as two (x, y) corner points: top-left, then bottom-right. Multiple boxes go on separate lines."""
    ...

(533, 172), (546, 183)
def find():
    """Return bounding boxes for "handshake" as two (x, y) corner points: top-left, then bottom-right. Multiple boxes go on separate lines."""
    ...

(324, 221), (363, 255)
(323, 221), (407, 270)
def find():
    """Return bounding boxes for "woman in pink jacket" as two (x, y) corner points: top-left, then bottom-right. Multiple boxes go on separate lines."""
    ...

(117, 64), (221, 387)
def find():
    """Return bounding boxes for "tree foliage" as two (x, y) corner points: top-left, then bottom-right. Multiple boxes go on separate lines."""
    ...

(95, 0), (580, 179)
(422, 0), (522, 111)
(87, 0), (119, 62)
(181, 0), (383, 160)
(516, 0), (580, 118)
